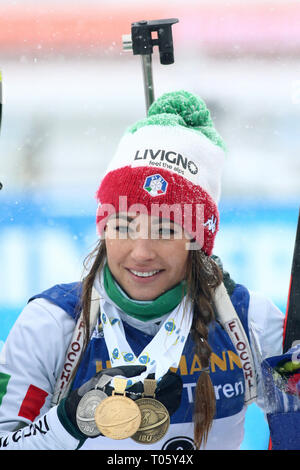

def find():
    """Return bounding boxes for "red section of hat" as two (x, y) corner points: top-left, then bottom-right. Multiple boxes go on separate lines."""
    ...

(95, 166), (219, 255)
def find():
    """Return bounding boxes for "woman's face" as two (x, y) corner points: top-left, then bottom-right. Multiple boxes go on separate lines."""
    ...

(105, 213), (190, 301)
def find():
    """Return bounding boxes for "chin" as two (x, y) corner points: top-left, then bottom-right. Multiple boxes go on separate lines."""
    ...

(127, 288), (162, 302)
(131, 292), (156, 301)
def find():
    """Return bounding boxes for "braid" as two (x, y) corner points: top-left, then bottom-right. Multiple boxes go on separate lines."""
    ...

(80, 240), (106, 351)
(186, 249), (223, 448)
(68, 240), (106, 383)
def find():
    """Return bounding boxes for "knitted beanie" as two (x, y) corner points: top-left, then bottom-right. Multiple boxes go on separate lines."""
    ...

(96, 90), (226, 255)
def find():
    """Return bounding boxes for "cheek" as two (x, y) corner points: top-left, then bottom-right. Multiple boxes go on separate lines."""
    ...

(105, 239), (122, 265)
(168, 242), (189, 276)
(177, 256), (188, 278)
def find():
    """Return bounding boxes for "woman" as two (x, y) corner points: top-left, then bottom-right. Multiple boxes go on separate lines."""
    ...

(0, 90), (286, 450)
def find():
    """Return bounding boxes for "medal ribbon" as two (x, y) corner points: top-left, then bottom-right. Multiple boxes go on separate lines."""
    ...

(99, 297), (192, 389)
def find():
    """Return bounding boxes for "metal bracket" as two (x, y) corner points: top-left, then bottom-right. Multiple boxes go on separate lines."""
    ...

(122, 18), (179, 113)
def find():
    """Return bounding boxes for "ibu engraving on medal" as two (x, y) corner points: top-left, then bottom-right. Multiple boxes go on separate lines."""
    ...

(131, 378), (170, 444)
(95, 377), (141, 439)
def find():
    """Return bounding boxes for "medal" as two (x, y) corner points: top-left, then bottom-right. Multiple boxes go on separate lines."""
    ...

(95, 274), (192, 443)
(76, 374), (112, 437)
(76, 389), (108, 436)
(131, 379), (170, 445)
(94, 377), (141, 439)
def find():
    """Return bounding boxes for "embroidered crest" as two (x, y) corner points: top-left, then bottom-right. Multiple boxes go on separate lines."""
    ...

(143, 174), (168, 197)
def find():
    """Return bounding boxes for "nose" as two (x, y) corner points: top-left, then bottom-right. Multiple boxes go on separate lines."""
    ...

(129, 237), (156, 264)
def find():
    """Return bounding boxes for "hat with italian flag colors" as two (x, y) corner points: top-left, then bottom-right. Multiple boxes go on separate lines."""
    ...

(96, 90), (226, 255)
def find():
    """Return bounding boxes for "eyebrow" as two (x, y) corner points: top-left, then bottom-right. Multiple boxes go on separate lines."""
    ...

(113, 214), (135, 222)
(152, 217), (176, 225)
(111, 214), (176, 225)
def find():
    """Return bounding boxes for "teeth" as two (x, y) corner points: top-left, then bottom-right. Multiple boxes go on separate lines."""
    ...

(130, 269), (160, 277)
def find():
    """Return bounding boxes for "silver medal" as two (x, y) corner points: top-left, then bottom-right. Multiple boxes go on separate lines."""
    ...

(76, 389), (108, 436)
(76, 374), (112, 437)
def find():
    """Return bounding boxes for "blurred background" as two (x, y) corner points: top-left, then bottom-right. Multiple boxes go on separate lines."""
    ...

(0, 0), (299, 449)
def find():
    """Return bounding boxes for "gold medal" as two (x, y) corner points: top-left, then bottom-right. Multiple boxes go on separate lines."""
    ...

(131, 379), (170, 445)
(94, 377), (141, 440)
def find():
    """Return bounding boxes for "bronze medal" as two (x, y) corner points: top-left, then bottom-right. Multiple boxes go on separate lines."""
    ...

(94, 377), (141, 440)
(131, 397), (170, 444)
(131, 379), (170, 445)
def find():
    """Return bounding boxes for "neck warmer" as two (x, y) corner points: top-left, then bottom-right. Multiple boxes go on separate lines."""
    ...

(103, 263), (186, 322)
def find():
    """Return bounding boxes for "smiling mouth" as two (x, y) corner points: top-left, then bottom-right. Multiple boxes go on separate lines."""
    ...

(128, 269), (162, 278)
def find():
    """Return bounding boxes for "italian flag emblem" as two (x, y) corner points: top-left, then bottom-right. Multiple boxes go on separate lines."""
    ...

(0, 373), (48, 422)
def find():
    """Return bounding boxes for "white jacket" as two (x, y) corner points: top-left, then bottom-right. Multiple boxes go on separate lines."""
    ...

(0, 286), (284, 450)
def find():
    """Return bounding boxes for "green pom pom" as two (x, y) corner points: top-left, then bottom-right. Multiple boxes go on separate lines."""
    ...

(149, 90), (211, 128)
(127, 90), (226, 152)
(128, 112), (186, 134)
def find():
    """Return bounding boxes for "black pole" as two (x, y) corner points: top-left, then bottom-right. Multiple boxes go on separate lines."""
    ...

(283, 208), (300, 352)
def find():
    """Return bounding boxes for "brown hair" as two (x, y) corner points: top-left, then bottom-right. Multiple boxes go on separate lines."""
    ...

(185, 247), (223, 448)
(79, 239), (222, 449)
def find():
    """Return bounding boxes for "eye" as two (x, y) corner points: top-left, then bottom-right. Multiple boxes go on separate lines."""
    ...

(157, 226), (177, 238)
(106, 221), (131, 238)
(159, 227), (173, 235)
(115, 225), (129, 233)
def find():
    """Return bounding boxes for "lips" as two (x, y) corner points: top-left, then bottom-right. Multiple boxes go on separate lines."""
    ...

(126, 268), (163, 279)
(129, 269), (160, 277)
